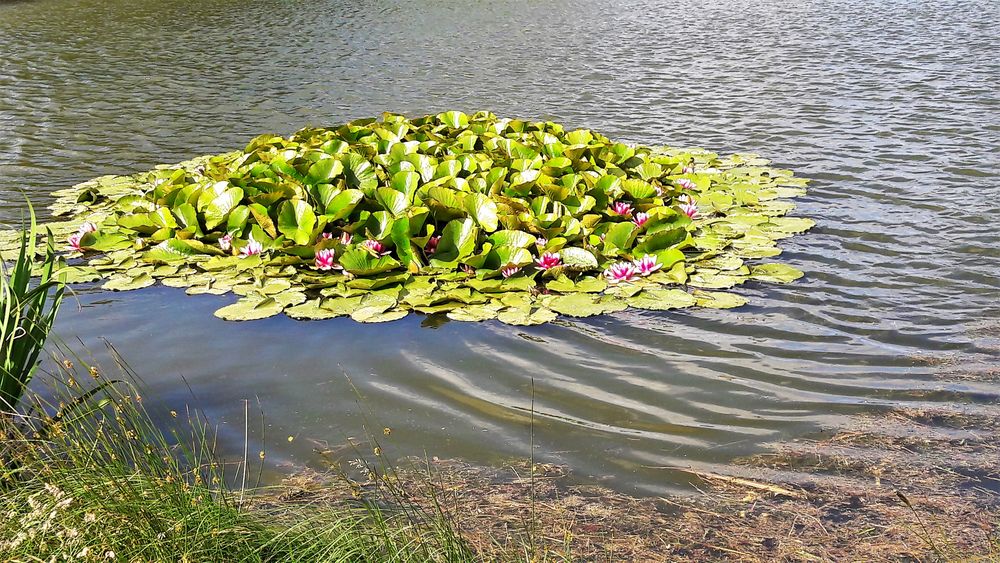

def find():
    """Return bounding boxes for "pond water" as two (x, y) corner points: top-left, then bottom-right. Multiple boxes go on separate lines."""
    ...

(1, 0), (998, 496)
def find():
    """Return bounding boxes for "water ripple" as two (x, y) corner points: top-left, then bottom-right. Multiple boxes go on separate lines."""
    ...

(2, 0), (998, 495)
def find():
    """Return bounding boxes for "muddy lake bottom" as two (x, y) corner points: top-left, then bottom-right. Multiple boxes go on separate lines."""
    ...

(265, 402), (1000, 561)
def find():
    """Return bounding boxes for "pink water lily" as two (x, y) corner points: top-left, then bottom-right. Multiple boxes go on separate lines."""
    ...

(603, 261), (638, 284)
(339, 232), (353, 245)
(676, 178), (696, 190)
(67, 222), (98, 251)
(610, 201), (633, 217)
(682, 165), (695, 174)
(314, 248), (339, 271)
(633, 254), (661, 276)
(679, 197), (700, 219)
(321, 232), (333, 240)
(534, 252), (561, 270)
(501, 266), (520, 278)
(424, 235), (441, 254)
(460, 264), (476, 275)
(632, 212), (649, 227)
(535, 237), (548, 248)
(240, 236), (263, 257)
(67, 232), (84, 252)
(362, 239), (391, 256)
(219, 233), (233, 252)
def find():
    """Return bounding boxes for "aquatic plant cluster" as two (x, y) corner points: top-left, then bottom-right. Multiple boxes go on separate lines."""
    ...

(2, 111), (813, 323)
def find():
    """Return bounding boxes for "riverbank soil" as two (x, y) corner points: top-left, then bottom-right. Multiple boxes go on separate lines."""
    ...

(270, 405), (1000, 561)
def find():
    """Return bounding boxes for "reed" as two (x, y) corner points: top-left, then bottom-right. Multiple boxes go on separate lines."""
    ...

(0, 201), (65, 413)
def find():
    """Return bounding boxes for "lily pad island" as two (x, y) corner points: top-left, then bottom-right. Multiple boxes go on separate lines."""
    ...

(33, 111), (814, 324)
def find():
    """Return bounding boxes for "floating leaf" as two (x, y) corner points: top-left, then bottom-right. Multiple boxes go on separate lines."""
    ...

(749, 263), (804, 283)
(447, 305), (500, 322)
(546, 293), (616, 317)
(214, 296), (285, 321)
(692, 290), (749, 309)
(559, 247), (599, 269)
(142, 239), (198, 263)
(42, 111), (813, 324)
(626, 288), (697, 310)
(286, 299), (344, 320)
(497, 306), (557, 326)
(339, 250), (400, 275)
(102, 273), (155, 291)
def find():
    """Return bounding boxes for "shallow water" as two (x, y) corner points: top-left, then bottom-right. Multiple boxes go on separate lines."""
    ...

(1, 0), (998, 495)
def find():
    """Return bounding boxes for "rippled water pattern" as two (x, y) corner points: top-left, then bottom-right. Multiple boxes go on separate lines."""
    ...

(2, 0), (998, 494)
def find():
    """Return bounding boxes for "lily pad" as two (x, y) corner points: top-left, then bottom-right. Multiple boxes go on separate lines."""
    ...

(692, 290), (749, 309)
(497, 306), (558, 326)
(214, 296), (285, 321)
(36, 111), (814, 324)
(102, 273), (155, 291)
(626, 288), (698, 310)
(749, 263), (804, 283)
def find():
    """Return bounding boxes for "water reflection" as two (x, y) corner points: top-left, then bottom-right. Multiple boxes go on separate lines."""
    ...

(1, 0), (997, 495)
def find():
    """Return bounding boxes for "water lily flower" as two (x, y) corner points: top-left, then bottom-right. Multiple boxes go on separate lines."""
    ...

(501, 266), (520, 278)
(632, 212), (649, 227)
(219, 233), (233, 252)
(67, 232), (84, 252)
(321, 232), (333, 240)
(460, 264), (476, 275)
(536, 237), (548, 248)
(339, 232), (353, 245)
(682, 165), (695, 174)
(676, 178), (696, 190)
(314, 249), (339, 271)
(240, 236), (263, 257)
(425, 235), (441, 254)
(362, 239), (391, 256)
(610, 201), (633, 216)
(67, 222), (99, 251)
(633, 254), (661, 276)
(534, 252), (561, 270)
(679, 197), (700, 219)
(603, 261), (638, 284)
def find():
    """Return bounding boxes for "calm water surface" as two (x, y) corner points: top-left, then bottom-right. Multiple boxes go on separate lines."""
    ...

(1, 0), (998, 495)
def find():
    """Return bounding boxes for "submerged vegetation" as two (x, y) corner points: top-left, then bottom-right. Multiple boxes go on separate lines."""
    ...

(0, 354), (479, 562)
(5, 351), (996, 561)
(0, 111), (813, 323)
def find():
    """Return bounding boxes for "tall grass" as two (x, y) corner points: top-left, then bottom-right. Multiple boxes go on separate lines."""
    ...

(0, 202), (65, 413)
(0, 346), (482, 562)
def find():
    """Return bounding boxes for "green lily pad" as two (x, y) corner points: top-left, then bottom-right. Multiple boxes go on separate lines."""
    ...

(102, 273), (155, 291)
(749, 263), (804, 283)
(446, 304), (501, 322)
(692, 290), (749, 309)
(37, 111), (813, 324)
(286, 299), (345, 320)
(214, 296), (285, 321)
(625, 288), (697, 310)
(497, 306), (558, 326)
